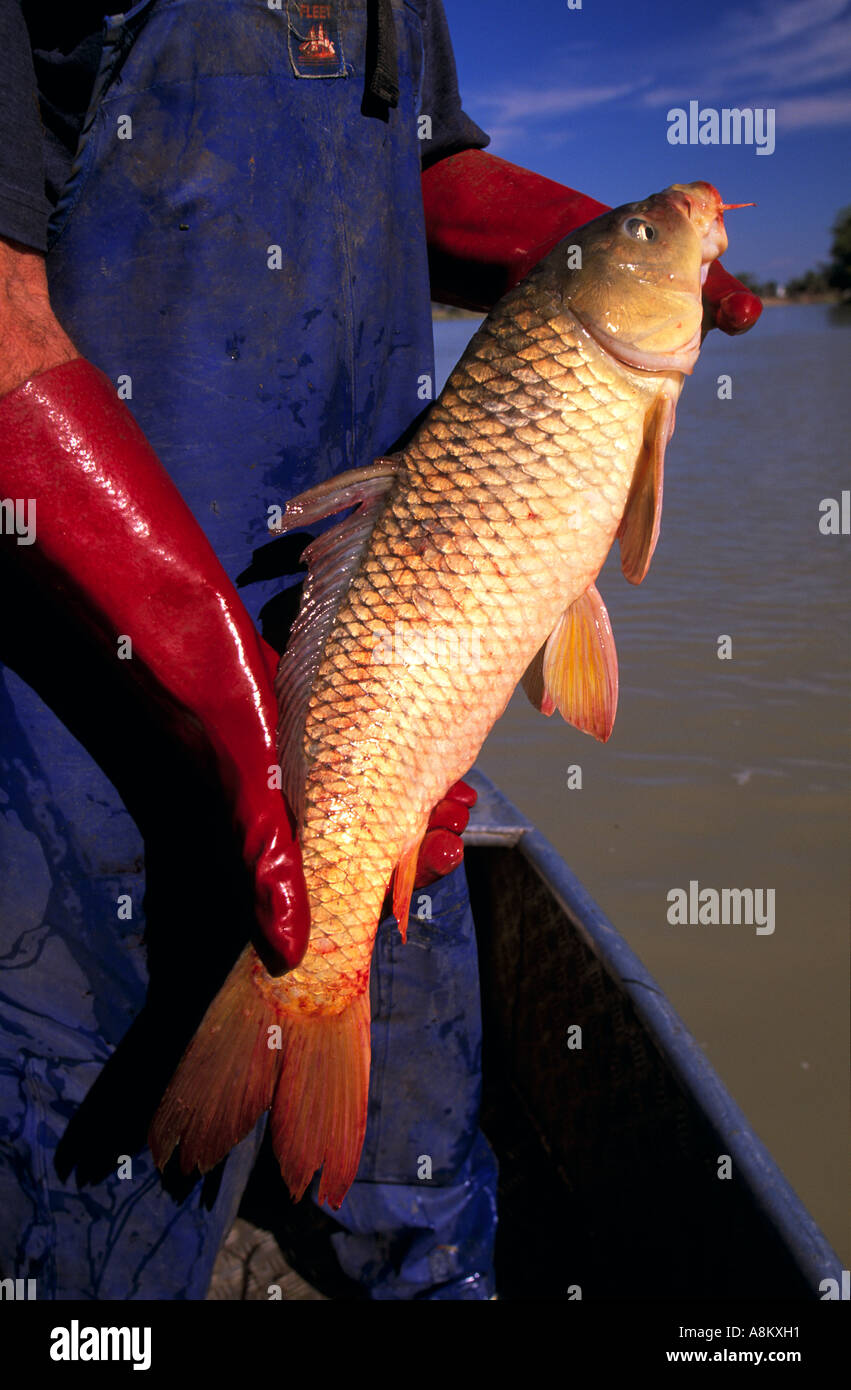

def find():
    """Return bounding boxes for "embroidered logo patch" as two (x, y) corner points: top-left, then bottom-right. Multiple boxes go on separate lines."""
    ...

(287, 2), (346, 79)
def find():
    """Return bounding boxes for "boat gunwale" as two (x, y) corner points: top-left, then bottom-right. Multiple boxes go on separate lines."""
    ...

(463, 766), (844, 1296)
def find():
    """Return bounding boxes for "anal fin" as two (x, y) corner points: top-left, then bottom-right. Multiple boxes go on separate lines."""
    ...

(521, 582), (618, 742)
(391, 835), (423, 944)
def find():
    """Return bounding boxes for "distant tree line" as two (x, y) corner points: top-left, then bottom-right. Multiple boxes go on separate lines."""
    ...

(735, 206), (851, 300)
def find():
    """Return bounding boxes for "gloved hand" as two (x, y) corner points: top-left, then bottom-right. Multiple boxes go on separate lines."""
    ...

(701, 258), (762, 337)
(421, 148), (762, 334)
(379, 777), (477, 919)
(0, 357), (309, 973)
(414, 778), (477, 889)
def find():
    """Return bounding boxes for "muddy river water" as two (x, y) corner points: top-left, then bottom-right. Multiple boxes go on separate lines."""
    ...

(435, 304), (850, 1262)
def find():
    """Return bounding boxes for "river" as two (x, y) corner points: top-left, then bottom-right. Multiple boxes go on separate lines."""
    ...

(435, 304), (851, 1263)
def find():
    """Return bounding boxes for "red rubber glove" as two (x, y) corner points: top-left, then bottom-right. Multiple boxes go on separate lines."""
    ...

(421, 148), (762, 334)
(380, 778), (477, 917)
(414, 778), (478, 889)
(0, 358), (309, 973)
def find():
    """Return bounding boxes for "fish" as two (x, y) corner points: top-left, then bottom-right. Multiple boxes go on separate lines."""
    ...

(150, 181), (744, 1208)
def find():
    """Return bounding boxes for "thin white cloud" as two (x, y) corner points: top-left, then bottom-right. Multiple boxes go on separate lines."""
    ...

(603, 1), (851, 129)
(480, 123), (525, 147)
(473, 82), (643, 125)
(776, 92), (851, 127)
(721, 0), (848, 48)
(467, 2), (851, 141)
(705, 15), (851, 93)
(640, 7), (851, 108)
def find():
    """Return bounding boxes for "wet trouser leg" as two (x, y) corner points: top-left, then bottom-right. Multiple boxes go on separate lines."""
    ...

(0, 669), (263, 1300)
(317, 865), (498, 1300)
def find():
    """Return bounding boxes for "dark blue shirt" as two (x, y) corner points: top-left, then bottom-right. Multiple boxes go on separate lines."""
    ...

(0, 0), (489, 251)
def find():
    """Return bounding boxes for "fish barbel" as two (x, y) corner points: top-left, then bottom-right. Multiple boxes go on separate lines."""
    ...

(151, 182), (744, 1207)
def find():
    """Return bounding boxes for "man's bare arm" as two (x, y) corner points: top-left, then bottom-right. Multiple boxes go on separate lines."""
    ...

(0, 236), (77, 398)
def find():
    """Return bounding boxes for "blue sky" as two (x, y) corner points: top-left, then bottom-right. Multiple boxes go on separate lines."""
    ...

(444, 0), (851, 283)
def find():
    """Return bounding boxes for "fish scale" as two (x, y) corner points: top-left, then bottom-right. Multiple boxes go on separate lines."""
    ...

(150, 181), (738, 1207)
(283, 309), (652, 1014)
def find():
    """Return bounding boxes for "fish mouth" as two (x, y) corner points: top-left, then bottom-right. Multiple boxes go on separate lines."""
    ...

(580, 318), (702, 376)
(667, 181), (729, 266)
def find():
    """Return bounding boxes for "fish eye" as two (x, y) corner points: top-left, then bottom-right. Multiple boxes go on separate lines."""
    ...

(624, 217), (657, 242)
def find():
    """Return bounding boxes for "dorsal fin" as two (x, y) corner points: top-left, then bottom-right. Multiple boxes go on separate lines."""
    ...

(521, 582), (618, 742)
(274, 459), (399, 824)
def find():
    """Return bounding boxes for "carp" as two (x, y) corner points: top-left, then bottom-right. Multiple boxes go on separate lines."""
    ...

(150, 182), (747, 1207)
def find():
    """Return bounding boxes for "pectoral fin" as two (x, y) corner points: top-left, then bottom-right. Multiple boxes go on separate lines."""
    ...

(618, 385), (677, 585)
(521, 583), (618, 742)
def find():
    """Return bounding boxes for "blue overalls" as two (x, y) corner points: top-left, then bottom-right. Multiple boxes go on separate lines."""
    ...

(0, 0), (496, 1299)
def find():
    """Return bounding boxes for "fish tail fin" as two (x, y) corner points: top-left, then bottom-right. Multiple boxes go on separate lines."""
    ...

(149, 947), (372, 1209)
(269, 989), (371, 1209)
(149, 945), (281, 1176)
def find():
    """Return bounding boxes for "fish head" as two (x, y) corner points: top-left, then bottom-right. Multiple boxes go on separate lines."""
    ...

(552, 181), (735, 375)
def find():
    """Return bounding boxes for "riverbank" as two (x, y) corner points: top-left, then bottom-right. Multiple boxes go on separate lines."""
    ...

(432, 295), (848, 315)
(759, 293), (846, 307)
